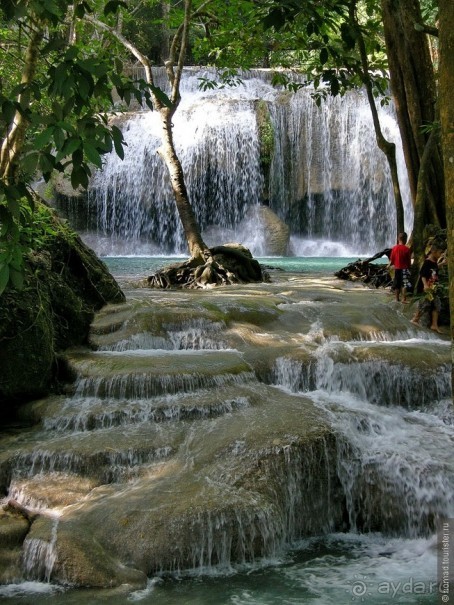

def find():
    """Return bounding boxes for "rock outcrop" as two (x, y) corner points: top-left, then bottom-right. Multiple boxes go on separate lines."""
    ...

(0, 205), (124, 408)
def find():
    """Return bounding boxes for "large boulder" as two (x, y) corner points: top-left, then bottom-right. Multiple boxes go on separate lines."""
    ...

(257, 206), (290, 255)
(240, 205), (290, 256)
(0, 205), (124, 409)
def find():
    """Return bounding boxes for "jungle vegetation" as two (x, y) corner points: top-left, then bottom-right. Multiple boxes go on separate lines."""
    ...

(0, 0), (452, 327)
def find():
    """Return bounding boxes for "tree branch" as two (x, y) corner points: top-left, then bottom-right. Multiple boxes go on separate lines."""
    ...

(171, 0), (192, 104)
(167, 0), (214, 102)
(0, 23), (44, 182)
(414, 22), (439, 37)
(84, 15), (156, 103)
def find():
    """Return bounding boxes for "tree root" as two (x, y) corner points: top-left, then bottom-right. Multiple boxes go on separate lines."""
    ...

(146, 244), (266, 289)
(334, 249), (393, 288)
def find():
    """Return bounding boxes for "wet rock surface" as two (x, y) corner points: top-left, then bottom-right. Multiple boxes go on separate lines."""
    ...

(0, 273), (451, 588)
(0, 206), (124, 407)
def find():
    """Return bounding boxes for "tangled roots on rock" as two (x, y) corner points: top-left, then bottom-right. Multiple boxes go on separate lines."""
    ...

(146, 244), (266, 289)
(334, 248), (392, 288)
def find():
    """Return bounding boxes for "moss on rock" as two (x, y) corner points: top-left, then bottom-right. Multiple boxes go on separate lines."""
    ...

(0, 204), (124, 408)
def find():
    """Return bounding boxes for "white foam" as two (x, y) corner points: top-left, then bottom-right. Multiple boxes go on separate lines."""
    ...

(0, 581), (64, 597)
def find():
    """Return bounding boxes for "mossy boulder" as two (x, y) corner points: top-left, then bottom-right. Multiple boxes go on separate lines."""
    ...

(0, 205), (124, 408)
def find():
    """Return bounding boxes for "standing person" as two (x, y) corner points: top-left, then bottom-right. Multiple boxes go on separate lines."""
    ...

(411, 243), (446, 333)
(389, 232), (412, 303)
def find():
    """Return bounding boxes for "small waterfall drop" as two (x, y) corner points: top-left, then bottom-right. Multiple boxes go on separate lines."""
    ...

(271, 338), (454, 538)
(269, 91), (409, 253)
(66, 68), (411, 257)
(22, 517), (59, 583)
(86, 74), (264, 255)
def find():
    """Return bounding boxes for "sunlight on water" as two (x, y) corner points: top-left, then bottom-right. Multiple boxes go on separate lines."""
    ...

(1, 258), (450, 605)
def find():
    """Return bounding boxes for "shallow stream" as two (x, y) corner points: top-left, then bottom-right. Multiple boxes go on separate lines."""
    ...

(0, 258), (452, 604)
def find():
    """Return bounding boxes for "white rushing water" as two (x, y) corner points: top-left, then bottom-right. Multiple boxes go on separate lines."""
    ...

(271, 340), (454, 536)
(22, 518), (60, 583)
(0, 534), (442, 604)
(61, 68), (413, 257)
(1, 263), (452, 605)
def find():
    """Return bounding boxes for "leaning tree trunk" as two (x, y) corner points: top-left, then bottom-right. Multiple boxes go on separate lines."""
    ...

(157, 108), (210, 263)
(381, 0), (444, 227)
(87, 9), (211, 264)
(438, 0), (454, 390)
(0, 25), (44, 182)
(87, 2), (264, 288)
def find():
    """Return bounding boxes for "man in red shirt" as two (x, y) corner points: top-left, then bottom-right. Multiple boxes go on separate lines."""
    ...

(389, 232), (412, 303)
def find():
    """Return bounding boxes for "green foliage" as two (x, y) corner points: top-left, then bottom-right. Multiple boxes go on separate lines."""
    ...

(193, 0), (390, 103)
(0, 197), (66, 295)
(262, 0), (349, 33)
(16, 44), (152, 186)
(104, 1), (128, 16)
(0, 183), (31, 295)
(198, 69), (243, 92)
(256, 100), (274, 168)
(192, 0), (274, 69)
(0, 0), (154, 295)
(419, 0), (438, 24)
(121, 1), (169, 64)
(420, 120), (441, 135)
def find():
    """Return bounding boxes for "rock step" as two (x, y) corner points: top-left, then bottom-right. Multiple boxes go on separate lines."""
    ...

(88, 292), (285, 351)
(67, 348), (252, 378)
(65, 349), (256, 399)
(89, 304), (221, 338)
(269, 340), (451, 407)
(0, 547), (23, 584)
(91, 314), (228, 351)
(88, 305), (136, 335)
(27, 391), (342, 586)
(40, 387), (255, 433)
(319, 339), (451, 368)
(0, 423), (184, 486)
(7, 472), (101, 512)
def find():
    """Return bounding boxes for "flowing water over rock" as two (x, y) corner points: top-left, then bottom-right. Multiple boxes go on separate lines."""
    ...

(57, 68), (412, 257)
(0, 269), (452, 603)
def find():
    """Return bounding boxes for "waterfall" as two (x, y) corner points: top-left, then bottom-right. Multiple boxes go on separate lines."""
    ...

(85, 72), (264, 256)
(64, 68), (411, 257)
(22, 517), (59, 583)
(329, 399), (454, 537)
(271, 340), (453, 537)
(269, 90), (410, 253)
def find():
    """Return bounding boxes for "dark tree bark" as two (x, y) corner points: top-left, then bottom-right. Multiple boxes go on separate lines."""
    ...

(381, 0), (444, 227)
(438, 0), (454, 384)
(410, 127), (439, 284)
